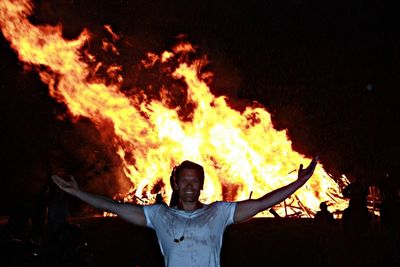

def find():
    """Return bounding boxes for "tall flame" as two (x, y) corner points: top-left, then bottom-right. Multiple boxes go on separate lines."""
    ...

(0, 0), (348, 217)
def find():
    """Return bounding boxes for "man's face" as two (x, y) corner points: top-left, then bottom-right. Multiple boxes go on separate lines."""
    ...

(174, 168), (203, 203)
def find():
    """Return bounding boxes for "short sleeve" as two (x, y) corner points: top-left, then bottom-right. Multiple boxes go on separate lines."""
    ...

(143, 204), (162, 229)
(216, 201), (237, 226)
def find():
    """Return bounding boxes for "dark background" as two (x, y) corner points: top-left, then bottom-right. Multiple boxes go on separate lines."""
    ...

(1, 0), (399, 215)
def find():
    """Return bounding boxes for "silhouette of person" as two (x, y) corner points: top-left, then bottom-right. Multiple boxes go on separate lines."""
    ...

(315, 202), (334, 223)
(31, 180), (51, 247)
(342, 181), (371, 235)
(47, 180), (69, 245)
(313, 202), (335, 265)
(52, 157), (318, 267)
(379, 175), (400, 266)
(341, 180), (372, 267)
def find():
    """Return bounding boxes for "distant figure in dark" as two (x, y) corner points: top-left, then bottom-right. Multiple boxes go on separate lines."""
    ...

(342, 181), (372, 235)
(315, 202), (334, 223)
(341, 180), (372, 267)
(47, 180), (69, 244)
(31, 181), (51, 247)
(379, 176), (400, 266)
(314, 202), (334, 265)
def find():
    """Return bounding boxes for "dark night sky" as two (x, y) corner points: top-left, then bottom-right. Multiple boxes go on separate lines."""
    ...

(0, 0), (399, 214)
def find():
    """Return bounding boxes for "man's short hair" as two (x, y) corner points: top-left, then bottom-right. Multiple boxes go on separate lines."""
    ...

(174, 160), (205, 185)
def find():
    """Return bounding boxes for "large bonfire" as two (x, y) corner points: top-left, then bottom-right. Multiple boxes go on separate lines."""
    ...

(0, 0), (349, 217)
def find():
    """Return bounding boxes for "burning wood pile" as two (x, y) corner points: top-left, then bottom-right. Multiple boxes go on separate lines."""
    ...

(0, 0), (350, 217)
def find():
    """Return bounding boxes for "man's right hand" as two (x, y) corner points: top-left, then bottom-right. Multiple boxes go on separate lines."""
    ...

(51, 174), (147, 226)
(52, 175), (79, 195)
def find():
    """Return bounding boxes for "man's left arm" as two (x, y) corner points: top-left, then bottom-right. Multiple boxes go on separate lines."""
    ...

(234, 156), (318, 223)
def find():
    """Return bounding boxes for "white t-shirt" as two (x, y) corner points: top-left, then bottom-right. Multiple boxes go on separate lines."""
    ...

(143, 201), (237, 267)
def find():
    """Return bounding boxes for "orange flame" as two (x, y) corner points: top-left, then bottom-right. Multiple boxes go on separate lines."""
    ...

(0, 0), (349, 217)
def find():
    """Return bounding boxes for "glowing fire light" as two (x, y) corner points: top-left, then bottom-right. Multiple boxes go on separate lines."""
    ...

(0, 0), (349, 217)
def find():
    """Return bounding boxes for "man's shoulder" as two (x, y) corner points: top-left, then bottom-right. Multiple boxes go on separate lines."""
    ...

(143, 203), (169, 213)
(208, 201), (237, 210)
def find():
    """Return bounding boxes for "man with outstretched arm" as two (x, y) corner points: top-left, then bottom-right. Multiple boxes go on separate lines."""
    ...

(52, 156), (318, 267)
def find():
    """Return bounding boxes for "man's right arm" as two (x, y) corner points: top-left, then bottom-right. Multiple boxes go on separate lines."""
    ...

(52, 175), (147, 226)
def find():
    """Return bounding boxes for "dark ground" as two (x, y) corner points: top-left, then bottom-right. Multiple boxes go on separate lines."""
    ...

(1, 217), (395, 267)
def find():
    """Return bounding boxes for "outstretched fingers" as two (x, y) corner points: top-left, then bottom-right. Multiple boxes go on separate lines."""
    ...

(298, 156), (319, 182)
(307, 156), (319, 171)
(52, 175), (67, 188)
(51, 175), (78, 194)
(69, 175), (78, 187)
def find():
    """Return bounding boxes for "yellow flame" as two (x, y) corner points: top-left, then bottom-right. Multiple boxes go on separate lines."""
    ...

(0, 0), (349, 217)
